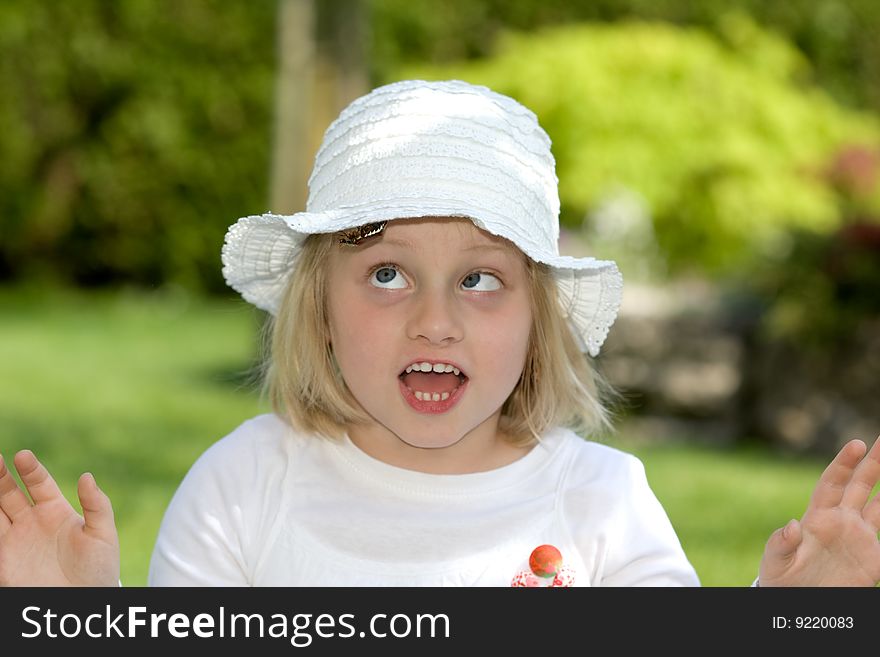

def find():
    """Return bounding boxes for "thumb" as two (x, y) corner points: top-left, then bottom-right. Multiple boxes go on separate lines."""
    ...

(77, 473), (117, 538)
(765, 518), (802, 563)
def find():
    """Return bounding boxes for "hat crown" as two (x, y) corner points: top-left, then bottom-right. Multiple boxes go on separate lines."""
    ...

(304, 80), (561, 254)
(222, 79), (623, 357)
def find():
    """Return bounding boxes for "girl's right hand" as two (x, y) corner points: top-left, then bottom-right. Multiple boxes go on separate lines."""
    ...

(0, 450), (120, 586)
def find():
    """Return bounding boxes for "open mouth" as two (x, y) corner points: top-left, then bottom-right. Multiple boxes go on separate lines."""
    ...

(398, 361), (468, 402)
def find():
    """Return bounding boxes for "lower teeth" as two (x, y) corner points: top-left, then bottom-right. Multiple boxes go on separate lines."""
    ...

(415, 391), (451, 402)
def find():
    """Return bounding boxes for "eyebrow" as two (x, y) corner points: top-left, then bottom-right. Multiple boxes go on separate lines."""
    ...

(462, 243), (514, 254)
(379, 238), (417, 250)
(380, 238), (514, 255)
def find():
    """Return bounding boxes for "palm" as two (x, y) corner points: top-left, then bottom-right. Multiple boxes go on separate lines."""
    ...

(760, 438), (880, 587)
(0, 451), (119, 587)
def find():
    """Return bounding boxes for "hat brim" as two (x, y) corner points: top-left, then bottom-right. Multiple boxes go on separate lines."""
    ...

(222, 212), (622, 356)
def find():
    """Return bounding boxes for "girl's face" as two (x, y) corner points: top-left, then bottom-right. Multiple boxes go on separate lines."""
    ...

(326, 217), (532, 468)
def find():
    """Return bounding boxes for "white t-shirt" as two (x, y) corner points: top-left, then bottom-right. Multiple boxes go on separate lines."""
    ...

(148, 414), (699, 586)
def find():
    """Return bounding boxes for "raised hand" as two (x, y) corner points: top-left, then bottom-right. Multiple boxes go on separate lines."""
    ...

(759, 437), (880, 587)
(0, 450), (119, 587)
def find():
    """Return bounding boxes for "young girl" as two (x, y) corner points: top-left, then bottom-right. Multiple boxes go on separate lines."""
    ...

(1, 80), (879, 587)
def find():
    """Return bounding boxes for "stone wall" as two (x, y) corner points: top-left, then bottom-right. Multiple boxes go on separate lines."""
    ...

(596, 280), (880, 454)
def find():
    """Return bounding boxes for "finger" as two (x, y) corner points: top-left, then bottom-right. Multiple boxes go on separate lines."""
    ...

(840, 435), (880, 511)
(13, 450), (67, 505)
(858, 437), (880, 530)
(807, 440), (867, 511)
(0, 452), (32, 520)
(764, 519), (803, 565)
(864, 495), (880, 532)
(0, 456), (12, 533)
(77, 473), (116, 537)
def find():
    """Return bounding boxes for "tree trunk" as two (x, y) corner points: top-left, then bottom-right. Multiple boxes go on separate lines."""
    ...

(270, 0), (369, 214)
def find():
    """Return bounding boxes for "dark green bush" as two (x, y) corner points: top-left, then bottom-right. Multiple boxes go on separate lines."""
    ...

(0, 1), (276, 291)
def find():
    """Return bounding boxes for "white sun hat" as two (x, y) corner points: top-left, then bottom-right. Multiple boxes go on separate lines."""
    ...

(221, 79), (622, 356)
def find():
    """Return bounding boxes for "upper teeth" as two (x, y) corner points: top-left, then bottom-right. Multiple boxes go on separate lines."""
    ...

(405, 361), (461, 375)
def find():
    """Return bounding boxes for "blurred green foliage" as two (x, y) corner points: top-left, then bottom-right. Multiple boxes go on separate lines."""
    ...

(372, 0), (880, 114)
(0, 0), (276, 291)
(729, 143), (880, 346)
(1, 1), (879, 290)
(398, 19), (880, 275)
(749, 222), (880, 346)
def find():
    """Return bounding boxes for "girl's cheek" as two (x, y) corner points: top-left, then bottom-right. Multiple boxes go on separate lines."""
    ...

(464, 291), (507, 308)
(458, 292), (522, 319)
(363, 287), (410, 307)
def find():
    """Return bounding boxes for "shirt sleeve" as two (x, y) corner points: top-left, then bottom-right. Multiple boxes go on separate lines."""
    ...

(598, 454), (699, 586)
(148, 417), (284, 586)
(563, 443), (700, 587)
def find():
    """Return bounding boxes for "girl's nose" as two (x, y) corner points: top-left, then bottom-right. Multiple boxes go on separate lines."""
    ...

(405, 286), (464, 346)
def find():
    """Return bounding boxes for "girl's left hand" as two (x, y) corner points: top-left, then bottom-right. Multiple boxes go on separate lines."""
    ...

(759, 436), (880, 587)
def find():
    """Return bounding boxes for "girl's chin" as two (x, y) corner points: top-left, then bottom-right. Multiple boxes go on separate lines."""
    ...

(393, 429), (468, 451)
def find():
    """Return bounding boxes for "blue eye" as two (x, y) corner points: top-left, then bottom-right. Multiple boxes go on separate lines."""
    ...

(370, 266), (407, 289)
(461, 272), (501, 291)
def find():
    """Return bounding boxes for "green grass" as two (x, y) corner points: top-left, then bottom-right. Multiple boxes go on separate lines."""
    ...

(0, 285), (268, 585)
(614, 437), (833, 586)
(0, 285), (841, 586)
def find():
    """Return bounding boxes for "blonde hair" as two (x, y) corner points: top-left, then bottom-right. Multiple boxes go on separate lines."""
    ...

(264, 231), (615, 446)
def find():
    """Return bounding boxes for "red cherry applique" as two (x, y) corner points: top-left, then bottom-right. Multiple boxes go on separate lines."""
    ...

(511, 544), (576, 587)
(529, 544), (563, 579)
